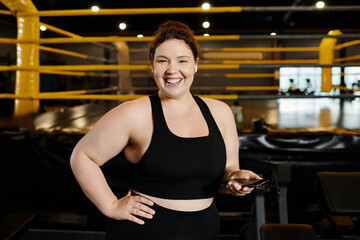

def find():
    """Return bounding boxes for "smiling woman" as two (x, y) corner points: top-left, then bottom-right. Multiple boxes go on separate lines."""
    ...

(70, 20), (261, 240)
(149, 21), (200, 99)
(152, 39), (198, 98)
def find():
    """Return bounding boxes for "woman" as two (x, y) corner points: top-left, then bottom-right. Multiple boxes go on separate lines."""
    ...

(70, 20), (261, 239)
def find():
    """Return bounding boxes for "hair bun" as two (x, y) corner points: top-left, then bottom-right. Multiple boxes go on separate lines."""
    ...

(148, 20), (201, 64)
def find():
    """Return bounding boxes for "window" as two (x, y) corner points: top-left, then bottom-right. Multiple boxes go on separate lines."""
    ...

(344, 67), (360, 89)
(279, 67), (342, 95)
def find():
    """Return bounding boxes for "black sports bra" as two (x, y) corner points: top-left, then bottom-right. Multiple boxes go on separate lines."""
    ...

(129, 94), (226, 199)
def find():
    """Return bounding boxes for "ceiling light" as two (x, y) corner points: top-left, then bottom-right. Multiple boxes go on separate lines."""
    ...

(91, 6), (99, 12)
(270, 32), (277, 36)
(203, 33), (210, 37)
(119, 23), (127, 30)
(202, 3), (211, 10)
(316, 1), (325, 8)
(202, 21), (210, 29)
(137, 34), (144, 38)
(40, 25), (47, 31)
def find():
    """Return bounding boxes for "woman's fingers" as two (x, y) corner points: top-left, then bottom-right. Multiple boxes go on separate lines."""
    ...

(228, 186), (246, 196)
(131, 201), (155, 218)
(128, 214), (146, 225)
(113, 194), (156, 225)
(132, 195), (156, 216)
(126, 195), (155, 224)
(241, 186), (253, 192)
(133, 195), (154, 207)
(227, 182), (252, 197)
(131, 205), (154, 220)
(225, 169), (263, 197)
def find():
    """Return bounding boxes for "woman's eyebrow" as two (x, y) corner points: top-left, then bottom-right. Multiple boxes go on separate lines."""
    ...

(155, 55), (167, 59)
(177, 55), (191, 59)
(155, 55), (191, 58)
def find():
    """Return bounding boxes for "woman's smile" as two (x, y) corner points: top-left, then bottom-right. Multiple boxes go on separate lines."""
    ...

(152, 39), (198, 98)
(165, 77), (183, 86)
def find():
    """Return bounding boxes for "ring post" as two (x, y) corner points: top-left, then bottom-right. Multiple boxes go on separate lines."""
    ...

(319, 29), (341, 92)
(1, 0), (40, 115)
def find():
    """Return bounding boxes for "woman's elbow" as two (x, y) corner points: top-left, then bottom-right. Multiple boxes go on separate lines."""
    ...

(69, 146), (87, 171)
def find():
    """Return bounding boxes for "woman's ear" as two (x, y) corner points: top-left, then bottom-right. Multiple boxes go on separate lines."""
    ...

(195, 58), (199, 72)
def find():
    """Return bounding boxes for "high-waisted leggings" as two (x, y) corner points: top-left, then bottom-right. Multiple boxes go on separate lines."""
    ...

(105, 201), (220, 240)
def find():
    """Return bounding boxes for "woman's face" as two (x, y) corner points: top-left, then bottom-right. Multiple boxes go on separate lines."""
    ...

(152, 39), (198, 99)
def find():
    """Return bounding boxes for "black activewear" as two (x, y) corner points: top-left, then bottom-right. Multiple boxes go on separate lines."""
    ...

(129, 94), (226, 199)
(105, 201), (220, 240)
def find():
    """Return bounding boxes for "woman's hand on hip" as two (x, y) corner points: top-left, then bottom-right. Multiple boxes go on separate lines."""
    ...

(109, 190), (155, 225)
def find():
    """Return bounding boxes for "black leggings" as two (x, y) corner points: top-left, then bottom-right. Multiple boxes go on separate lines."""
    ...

(105, 202), (220, 240)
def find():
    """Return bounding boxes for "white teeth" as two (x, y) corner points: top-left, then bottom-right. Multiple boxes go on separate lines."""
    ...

(166, 79), (181, 84)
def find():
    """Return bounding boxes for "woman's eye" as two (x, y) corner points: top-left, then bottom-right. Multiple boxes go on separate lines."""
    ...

(179, 60), (187, 63)
(157, 59), (167, 63)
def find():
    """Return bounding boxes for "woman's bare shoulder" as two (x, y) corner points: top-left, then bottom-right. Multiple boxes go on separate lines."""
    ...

(200, 97), (232, 114)
(96, 96), (151, 128)
(200, 97), (234, 129)
(111, 96), (150, 117)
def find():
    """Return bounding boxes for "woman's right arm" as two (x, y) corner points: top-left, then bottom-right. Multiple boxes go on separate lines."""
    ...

(70, 99), (155, 224)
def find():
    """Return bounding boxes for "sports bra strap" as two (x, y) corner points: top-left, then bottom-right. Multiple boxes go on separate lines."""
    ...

(149, 94), (166, 132)
(193, 95), (220, 137)
(149, 94), (220, 137)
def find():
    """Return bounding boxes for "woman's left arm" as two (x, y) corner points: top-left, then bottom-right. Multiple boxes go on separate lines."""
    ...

(211, 100), (261, 196)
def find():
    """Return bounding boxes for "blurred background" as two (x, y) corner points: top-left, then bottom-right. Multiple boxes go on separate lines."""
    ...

(1, 1), (360, 239)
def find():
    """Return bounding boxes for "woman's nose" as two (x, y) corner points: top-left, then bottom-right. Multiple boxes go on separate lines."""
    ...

(166, 63), (177, 74)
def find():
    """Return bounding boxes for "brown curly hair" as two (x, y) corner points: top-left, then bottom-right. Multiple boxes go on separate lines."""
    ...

(148, 20), (201, 65)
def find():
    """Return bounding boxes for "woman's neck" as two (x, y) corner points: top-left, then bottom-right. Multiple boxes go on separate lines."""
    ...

(157, 91), (194, 108)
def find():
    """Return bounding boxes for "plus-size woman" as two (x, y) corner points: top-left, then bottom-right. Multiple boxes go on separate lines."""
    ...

(70, 20), (261, 240)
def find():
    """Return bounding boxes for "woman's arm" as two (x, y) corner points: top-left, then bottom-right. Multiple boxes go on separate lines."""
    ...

(205, 99), (261, 196)
(70, 99), (155, 224)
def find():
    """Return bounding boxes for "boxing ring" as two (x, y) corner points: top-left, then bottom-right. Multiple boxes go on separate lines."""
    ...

(1, 0), (360, 117)
(1, 1), (360, 239)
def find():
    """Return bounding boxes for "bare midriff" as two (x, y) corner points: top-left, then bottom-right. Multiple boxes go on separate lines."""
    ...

(132, 190), (213, 212)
